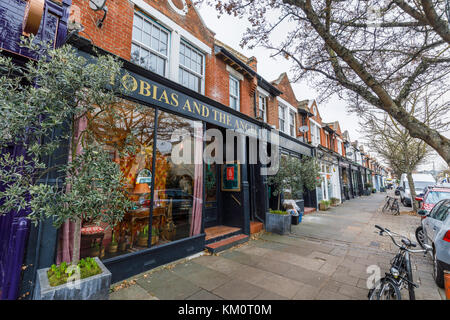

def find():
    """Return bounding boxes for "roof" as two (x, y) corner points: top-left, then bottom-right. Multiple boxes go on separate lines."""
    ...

(214, 42), (282, 96)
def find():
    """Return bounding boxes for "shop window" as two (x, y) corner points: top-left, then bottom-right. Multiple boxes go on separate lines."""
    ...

(81, 99), (203, 260)
(131, 12), (169, 77)
(83, 100), (156, 259)
(179, 41), (204, 93)
(153, 111), (203, 244)
(229, 75), (240, 111)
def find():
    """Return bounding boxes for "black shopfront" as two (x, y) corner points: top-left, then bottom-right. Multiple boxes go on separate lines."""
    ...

(31, 37), (273, 285)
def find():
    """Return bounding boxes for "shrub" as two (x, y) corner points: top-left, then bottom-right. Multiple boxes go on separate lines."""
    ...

(269, 209), (289, 215)
(47, 257), (102, 287)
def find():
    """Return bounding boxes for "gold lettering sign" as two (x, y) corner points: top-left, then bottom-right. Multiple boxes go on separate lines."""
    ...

(22, 0), (45, 37)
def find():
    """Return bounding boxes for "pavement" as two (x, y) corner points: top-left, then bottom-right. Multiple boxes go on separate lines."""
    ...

(109, 191), (446, 300)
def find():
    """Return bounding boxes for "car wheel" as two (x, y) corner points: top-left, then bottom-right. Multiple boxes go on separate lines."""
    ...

(415, 226), (426, 249)
(432, 251), (445, 288)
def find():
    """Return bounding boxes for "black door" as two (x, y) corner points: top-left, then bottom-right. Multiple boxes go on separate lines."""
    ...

(204, 163), (220, 228)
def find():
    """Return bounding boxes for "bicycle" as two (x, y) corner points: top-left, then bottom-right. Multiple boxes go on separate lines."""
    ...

(368, 225), (432, 300)
(381, 196), (400, 215)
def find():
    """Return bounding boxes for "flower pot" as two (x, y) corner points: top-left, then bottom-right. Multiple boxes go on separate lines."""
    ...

(119, 241), (127, 251)
(90, 247), (100, 257)
(319, 203), (328, 211)
(107, 243), (118, 253)
(33, 257), (111, 300)
(151, 235), (159, 245)
(265, 212), (291, 235)
(137, 236), (148, 247)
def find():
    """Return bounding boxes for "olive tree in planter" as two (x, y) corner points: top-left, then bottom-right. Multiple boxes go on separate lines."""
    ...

(0, 37), (134, 299)
(266, 156), (320, 233)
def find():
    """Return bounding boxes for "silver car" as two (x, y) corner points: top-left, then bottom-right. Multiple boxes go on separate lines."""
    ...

(418, 199), (450, 288)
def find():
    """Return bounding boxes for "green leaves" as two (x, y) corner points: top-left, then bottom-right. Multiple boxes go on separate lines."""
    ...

(0, 38), (132, 237)
(267, 155), (320, 200)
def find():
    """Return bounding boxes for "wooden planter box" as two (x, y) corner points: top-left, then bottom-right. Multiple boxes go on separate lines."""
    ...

(265, 212), (291, 235)
(319, 203), (329, 211)
(33, 257), (111, 300)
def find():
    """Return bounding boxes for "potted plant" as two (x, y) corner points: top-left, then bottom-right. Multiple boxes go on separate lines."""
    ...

(119, 235), (128, 251)
(372, 188), (377, 193)
(0, 39), (135, 300)
(265, 210), (291, 234)
(90, 242), (101, 257)
(319, 200), (330, 211)
(267, 156), (320, 233)
(107, 232), (118, 253)
(138, 225), (149, 247)
(151, 226), (159, 245)
(33, 257), (111, 300)
(330, 197), (339, 206)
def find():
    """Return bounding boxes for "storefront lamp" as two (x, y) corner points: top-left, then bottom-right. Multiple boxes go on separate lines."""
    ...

(89, 0), (108, 28)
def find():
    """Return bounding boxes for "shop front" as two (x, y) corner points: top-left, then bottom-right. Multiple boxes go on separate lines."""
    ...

(61, 37), (268, 283)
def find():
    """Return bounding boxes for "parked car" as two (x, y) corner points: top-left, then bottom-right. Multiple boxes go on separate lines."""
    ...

(416, 199), (450, 288)
(154, 189), (193, 216)
(399, 173), (436, 206)
(415, 186), (450, 213)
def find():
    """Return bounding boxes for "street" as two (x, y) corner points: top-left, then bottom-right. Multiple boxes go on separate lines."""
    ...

(110, 192), (446, 300)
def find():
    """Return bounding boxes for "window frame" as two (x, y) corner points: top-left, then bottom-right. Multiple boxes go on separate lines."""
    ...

(229, 75), (240, 111)
(178, 39), (205, 93)
(289, 110), (295, 137)
(258, 93), (267, 122)
(278, 104), (286, 132)
(132, 11), (170, 77)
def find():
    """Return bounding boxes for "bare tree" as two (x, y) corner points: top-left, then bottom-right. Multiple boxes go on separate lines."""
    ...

(362, 87), (448, 210)
(197, 0), (450, 165)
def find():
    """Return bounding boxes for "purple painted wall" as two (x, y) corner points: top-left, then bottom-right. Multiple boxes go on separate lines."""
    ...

(0, 0), (70, 59)
(0, 0), (71, 300)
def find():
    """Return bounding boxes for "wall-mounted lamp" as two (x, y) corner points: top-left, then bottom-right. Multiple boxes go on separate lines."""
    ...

(89, 0), (108, 28)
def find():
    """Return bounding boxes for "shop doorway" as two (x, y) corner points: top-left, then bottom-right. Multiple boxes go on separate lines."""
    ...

(204, 162), (220, 228)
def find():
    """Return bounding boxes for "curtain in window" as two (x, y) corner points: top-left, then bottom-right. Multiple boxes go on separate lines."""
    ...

(189, 123), (203, 236)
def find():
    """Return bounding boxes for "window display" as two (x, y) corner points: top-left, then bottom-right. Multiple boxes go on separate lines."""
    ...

(80, 99), (203, 260)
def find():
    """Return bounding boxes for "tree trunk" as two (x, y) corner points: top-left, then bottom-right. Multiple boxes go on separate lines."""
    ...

(406, 172), (418, 212)
(277, 193), (281, 211)
(72, 218), (81, 265)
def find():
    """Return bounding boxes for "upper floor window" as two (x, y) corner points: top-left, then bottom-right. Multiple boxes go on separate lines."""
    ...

(337, 140), (342, 155)
(289, 111), (295, 137)
(258, 94), (267, 121)
(131, 12), (169, 76)
(279, 104), (286, 132)
(179, 41), (204, 93)
(310, 122), (320, 146)
(229, 75), (240, 111)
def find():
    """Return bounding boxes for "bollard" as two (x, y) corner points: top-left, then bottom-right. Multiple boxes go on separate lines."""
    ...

(445, 270), (450, 300)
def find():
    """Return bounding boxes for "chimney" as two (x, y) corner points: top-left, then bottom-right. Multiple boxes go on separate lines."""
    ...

(248, 56), (257, 72)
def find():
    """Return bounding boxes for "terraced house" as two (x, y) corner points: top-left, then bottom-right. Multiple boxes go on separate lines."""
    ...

(0, 0), (390, 300)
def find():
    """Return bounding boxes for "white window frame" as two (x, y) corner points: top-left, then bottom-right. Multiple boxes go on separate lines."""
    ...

(258, 93), (267, 122)
(337, 138), (343, 155)
(229, 75), (240, 111)
(310, 119), (321, 146)
(289, 110), (296, 137)
(179, 40), (205, 93)
(279, 104), (286, 132)
(132, 11), (170, 77)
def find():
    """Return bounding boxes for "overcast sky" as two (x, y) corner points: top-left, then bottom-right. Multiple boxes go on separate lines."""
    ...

(197, 3), (449, 172)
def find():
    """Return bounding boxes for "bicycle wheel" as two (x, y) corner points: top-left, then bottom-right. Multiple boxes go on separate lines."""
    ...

(368, 277), (402, 300)
(382, 199), (390, 213)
